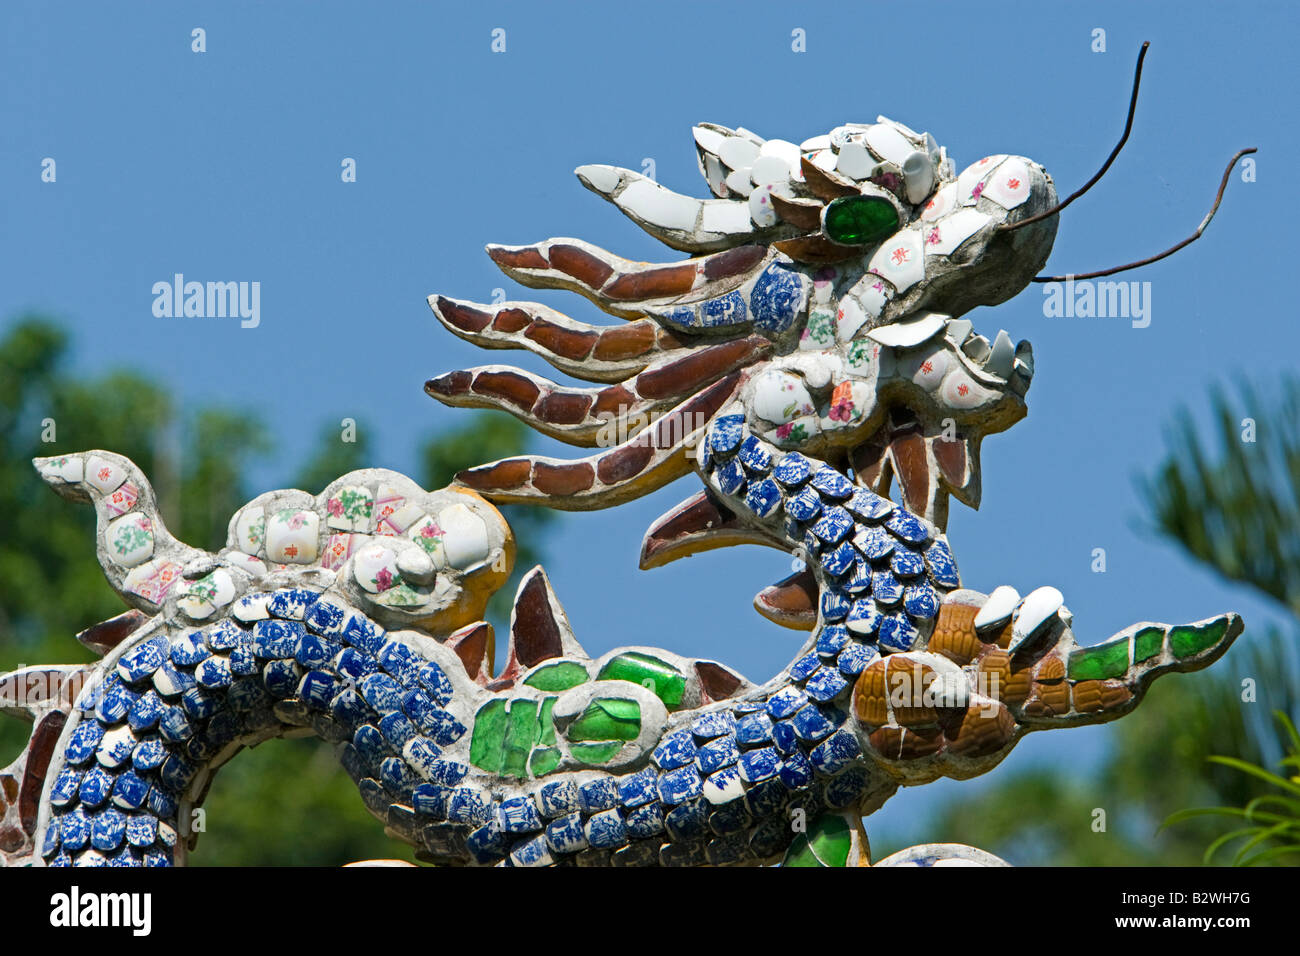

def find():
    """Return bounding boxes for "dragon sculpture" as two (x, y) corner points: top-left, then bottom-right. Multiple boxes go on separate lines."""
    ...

(0, 46), (1252, 867)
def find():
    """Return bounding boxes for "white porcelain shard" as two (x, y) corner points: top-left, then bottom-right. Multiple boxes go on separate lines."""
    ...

(877, 115), (922, 140)
(438, 503), (491, 570)
(957, 155), (1007, 205)
(836, 142), (875, 180)
(574, 163), (621, 195)
(748, 185), (779, 227)
(905, 347), (950, 389)
(703, 154), (728, 197)
(982, 157), (1032, 210)
(940, 368), (999, 409)
(749, 154), (790, 187)
(701, 200), (752, 235)
(902, 151), (936, 204)
(85, 456), (127, 495)
(865, 123), (915, 166)
(835, 296), (871, 343)
(757, 138), (802, 166)
(799, 133), (831, 152)
(944, 318), (973, 345)
(865, 311), (946, 348)
(396, 546), (436, 585)
(809, 149), (838, 172)
(868, 228), (926, 293)
(974, 585), (1020, 631)
(750, 370), (815, 424)
(985, 329), (1016, 379)
(923, 208), (991, 256)
(921, 182), (956, 222)
(717, 137), (761, 170)
(1009, 586), (1065, 650)
(692, 126), (727, 156)
(724, 168), (754, 197)
(234, 506), (266, 555)
(617, 180), (701, 231)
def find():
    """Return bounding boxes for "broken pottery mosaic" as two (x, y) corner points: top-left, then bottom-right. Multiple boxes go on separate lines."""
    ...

(1, 109), (1246, 868)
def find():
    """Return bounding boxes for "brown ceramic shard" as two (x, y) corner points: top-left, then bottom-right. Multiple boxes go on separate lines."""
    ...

(0, 826), (24, 853)
(897, 726), (945, 760)
(850, 437), (890, 491)
(447, 621), (495, 684)
(603, 263), (697, 300)
(753, 569), (818, 631)
(525, 319), (599, 360)
(471, 371), (541, 410)
(636, 337), (769, 400)
(492, 307), (532, 333)
(695, 661), (743, 703)
(800, 157), (859, 200)
(76, 610), (149, 656)
(933, 434), (967, 488)
(510, 569), (565, 668)
(773, 234), (858, 266)
(656, 328), (687, 350)
(928, 602), (981, 665)
(455, 459), (533, 492)
(533, 391), (595, 425)
(890, 429), (930, 518)
(944, 703), (1015, 758)
(593, 322), (657, 361)
(531, 461), (596, 497)
(770, 193), (825, 230)
(702, 245), (767, 280)
(548, 243), (615, 289)
(596, 439), (654, 485)
(854, 659), (890, 727)
(434, 296), (493, 333)
(593, 384), (637, 417)
(424, 370), (473, 398)
(487, 245), (549, 271)
(19, 711), (65, 833)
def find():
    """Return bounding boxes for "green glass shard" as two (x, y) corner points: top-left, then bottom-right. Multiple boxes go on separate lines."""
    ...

(1068, 639), (1130, 681)
(523, 660), (590, 692)
(781, 833), (824, 867)
(529, 746), (561, 777)
(597, 652), (685, 708)
(808, 814), (852, 866)
(537, 696), (557, 746)
(501, 699), (538, 779)
(469, 698), (507, 773)
(568, 698), (641, 742)
(823, 195), (900, 245)
(1133, 626), (1165, 663)
(570, 741), (623, 764)
(1169, 616), (1229, 658)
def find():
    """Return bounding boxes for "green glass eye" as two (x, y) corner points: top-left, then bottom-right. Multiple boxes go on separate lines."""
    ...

(823, 195), (900, 245)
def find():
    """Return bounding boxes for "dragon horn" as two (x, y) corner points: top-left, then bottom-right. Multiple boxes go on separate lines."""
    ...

(33, 451), (212, 613)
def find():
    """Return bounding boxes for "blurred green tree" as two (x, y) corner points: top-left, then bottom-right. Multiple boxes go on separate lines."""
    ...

(878, 378), (1300, 866)
(0, 316), (556, 865)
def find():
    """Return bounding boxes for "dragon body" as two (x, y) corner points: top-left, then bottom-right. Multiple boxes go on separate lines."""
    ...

(1, 110), (1245, 867)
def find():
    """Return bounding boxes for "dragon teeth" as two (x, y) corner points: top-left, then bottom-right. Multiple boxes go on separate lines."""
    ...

(962, 333), (991, 363)
(984, 329), (1016, 379)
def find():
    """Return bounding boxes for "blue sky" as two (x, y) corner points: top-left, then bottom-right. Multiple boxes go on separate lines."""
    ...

(2, 1), (1295, 845)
